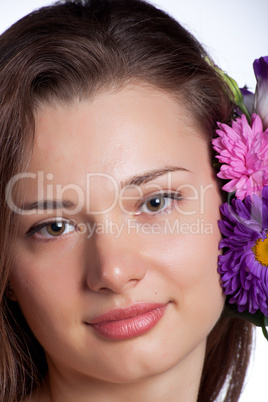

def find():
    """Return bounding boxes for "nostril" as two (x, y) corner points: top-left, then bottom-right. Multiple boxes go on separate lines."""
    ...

(98, 287), (113, 294)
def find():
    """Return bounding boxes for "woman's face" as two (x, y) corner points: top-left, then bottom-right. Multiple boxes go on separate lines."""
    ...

(9, 85), (224, 386)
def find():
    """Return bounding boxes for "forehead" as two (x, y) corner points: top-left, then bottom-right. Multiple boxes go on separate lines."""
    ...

(31, 85), (209, 182)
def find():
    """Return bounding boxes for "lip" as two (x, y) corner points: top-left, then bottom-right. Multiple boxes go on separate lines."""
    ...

(87, 303), (168, 340)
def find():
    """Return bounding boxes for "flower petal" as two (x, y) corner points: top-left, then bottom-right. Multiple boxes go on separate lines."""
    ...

(253, 56), (268, 130)
(217, 188), (268, 315)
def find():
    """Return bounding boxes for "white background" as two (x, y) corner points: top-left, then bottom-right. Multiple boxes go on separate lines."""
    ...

(0, 1), (267, 401)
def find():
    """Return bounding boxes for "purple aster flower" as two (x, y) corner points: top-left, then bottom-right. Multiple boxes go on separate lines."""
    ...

(218, 186), (268, 316)
(253, 56), (268, 130)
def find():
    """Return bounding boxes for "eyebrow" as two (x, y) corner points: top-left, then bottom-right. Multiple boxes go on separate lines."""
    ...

(21, 199), (75, 211)
(121, 166), (190, 188)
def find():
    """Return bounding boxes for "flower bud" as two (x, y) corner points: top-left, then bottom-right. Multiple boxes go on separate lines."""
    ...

(253, 56), (268, 130)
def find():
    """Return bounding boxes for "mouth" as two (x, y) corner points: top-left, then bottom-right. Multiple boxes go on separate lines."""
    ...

(87, 303), (168, 340)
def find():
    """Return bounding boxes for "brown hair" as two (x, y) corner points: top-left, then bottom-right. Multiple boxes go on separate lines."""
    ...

(0, 1), (253, 401)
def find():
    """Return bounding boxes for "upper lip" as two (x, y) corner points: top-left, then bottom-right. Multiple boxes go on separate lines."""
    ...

(88, 303), (167, 324)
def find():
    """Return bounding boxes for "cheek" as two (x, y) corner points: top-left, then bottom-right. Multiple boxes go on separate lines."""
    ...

(9, 244), (83, 341)
(141, 212), (224, 326)
(150, 231), (222, 293)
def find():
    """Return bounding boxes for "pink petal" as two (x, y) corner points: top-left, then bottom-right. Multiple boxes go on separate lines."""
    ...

(222, 179), (238, 192)
(251, 113), (263, 135)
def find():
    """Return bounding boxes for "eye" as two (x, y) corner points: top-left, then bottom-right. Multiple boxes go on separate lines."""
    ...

(26, 220), (76, 239)
(143, 196), (168, 213)
(139, 192), (183, 215)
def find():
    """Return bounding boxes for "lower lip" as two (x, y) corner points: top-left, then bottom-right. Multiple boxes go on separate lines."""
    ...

(89, 305), (168, 340)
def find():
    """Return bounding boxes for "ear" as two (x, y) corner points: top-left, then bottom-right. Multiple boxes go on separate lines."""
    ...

(6, 282), (18, 302)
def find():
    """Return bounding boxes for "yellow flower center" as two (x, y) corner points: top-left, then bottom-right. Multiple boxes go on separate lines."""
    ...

(252, 235), (268, 266)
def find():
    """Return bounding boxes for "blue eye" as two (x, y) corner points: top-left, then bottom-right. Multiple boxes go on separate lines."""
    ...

(26, 220), (76, 239)
(139, 192), (183, 215)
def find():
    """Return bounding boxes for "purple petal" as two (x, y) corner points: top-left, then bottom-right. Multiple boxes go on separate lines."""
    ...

(216, 187), (268, 316)
(240, 86), (254, 115)
(253, 56), (268, 81)
(253, 56), (268, 129)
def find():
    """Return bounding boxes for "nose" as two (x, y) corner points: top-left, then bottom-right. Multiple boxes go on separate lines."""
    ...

(84, 225), (147, 294)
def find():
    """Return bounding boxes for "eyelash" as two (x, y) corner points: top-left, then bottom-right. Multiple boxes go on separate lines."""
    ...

(137, 191), (185, 216)
(25, 192), (185, 240)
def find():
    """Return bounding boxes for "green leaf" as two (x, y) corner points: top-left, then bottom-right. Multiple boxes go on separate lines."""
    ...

(224, 302), (268, 341)
(205, 57), (251, 123)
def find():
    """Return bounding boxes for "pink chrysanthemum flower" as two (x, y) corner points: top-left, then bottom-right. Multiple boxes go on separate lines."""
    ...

(212, 113), (268, 200)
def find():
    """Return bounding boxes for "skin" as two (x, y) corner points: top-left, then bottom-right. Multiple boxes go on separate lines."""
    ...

(9, 84), (225, 402)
